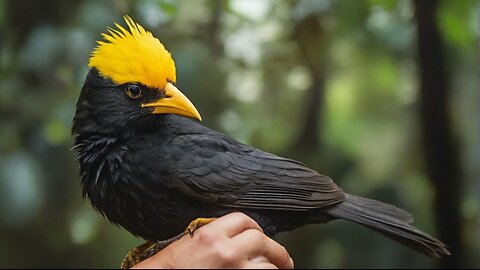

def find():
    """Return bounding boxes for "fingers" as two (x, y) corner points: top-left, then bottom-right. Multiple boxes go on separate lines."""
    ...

(249, 255), (270, 264)
(261, 235), (294, 269)
(135, 212), (294, 269)
(244, 262), (279, 269)
(206, 212), (264, 237)
(233, 229), (294, 269)
(242, 255), (279, 269)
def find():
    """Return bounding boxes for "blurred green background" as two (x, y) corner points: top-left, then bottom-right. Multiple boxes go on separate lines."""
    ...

(0, 0), (478, 268)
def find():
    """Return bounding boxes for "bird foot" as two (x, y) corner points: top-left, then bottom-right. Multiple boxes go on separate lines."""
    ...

(119, 218), (216, 268)
(185, 217), (217, 237)
(120, 233), (184, 269)
(145, 233), (185, 258)
(120, 241), (155, 269)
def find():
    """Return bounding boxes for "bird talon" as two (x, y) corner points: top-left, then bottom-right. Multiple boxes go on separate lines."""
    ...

(184, 217), (216, 237)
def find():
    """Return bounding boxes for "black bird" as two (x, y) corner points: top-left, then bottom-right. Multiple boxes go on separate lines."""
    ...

(72, 16), (450, 266)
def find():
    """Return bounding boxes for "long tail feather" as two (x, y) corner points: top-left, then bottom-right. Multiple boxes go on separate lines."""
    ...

(326, 194), (450, 258)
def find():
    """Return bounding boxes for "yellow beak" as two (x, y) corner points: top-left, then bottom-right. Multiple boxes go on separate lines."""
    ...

(142, 83), (202, 121)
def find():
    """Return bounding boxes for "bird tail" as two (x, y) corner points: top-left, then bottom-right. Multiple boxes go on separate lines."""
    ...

(326, 193), (450, 258)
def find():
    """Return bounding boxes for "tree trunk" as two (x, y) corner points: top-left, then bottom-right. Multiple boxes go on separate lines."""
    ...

(414, 0), (463, 268)
(292, 14), (330, 153)
(293, 72), (325, 152)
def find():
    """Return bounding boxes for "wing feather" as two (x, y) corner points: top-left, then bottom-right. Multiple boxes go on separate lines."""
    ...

(150, 132), (345, 211)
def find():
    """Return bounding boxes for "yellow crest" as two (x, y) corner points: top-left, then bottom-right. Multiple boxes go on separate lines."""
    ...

(89, 16), (176, 90)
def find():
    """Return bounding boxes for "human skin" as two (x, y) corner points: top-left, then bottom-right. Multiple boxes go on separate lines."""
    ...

(132, 212), (294, 269)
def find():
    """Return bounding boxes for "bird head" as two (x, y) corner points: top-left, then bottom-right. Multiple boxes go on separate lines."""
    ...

(73, 16), (201, 135)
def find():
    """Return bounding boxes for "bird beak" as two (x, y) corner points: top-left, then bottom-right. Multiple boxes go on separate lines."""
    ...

(142, 82), (202, 121)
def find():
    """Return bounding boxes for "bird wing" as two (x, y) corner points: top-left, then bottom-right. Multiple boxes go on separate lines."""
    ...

(154, 132), (345, 211)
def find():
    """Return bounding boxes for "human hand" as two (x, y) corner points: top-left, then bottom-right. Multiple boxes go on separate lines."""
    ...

(132, 212), (294, 269)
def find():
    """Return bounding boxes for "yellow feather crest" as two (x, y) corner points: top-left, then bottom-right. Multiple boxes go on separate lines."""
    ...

(88, 16), (176, 89)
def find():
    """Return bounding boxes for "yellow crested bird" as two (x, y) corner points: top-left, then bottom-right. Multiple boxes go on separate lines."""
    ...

(72, 16), (450, 268)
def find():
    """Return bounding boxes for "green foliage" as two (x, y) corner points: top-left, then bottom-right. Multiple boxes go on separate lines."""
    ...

(437, 0), (478, 51)
(0, 0), (478, 268)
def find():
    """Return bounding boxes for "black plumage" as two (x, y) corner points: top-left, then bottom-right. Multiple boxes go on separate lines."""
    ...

(72, 69), (450, 259)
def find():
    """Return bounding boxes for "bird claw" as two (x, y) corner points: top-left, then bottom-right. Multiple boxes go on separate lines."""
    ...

(184, 217), (217, 237)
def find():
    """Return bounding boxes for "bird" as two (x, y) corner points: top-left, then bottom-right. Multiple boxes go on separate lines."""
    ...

(72, 16), (450, 267)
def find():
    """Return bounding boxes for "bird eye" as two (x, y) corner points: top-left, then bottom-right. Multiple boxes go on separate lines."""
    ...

(127, 85), (142, 99)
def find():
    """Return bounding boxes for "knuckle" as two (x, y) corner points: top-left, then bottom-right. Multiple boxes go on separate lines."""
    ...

(227, 212), (264, 233)
(236, 212), (256, 226)
(251, 228), (266, 240)
(281, 247), (290, 261)
(231, 212), (251, 222)
(279, 247), (291, 267)
(196, 229), (217, 245)
(215, 246), (236, 264)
